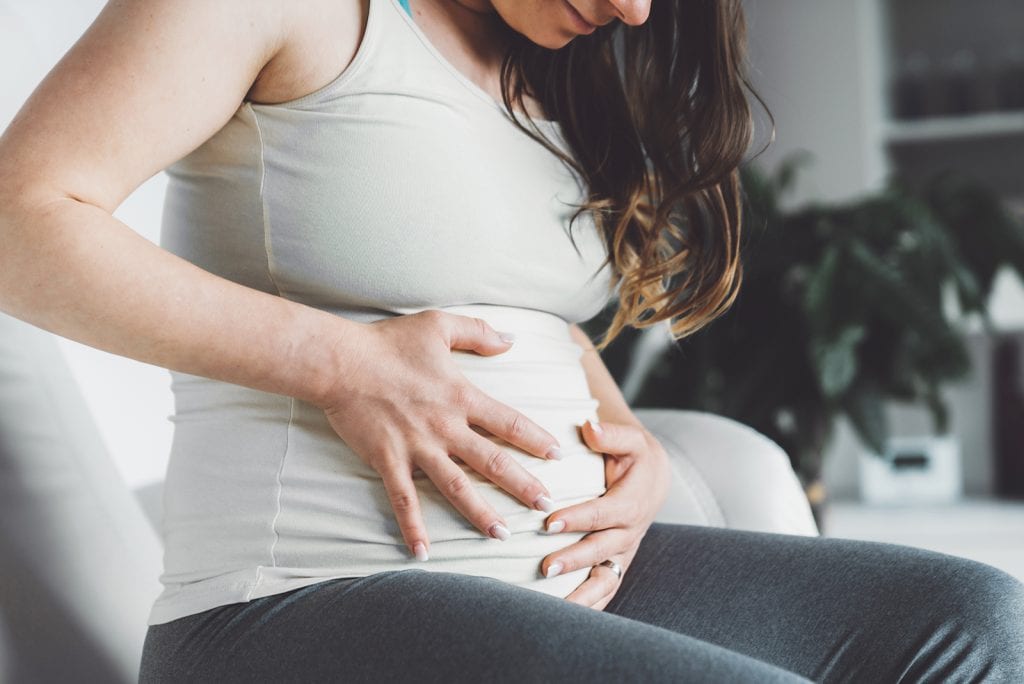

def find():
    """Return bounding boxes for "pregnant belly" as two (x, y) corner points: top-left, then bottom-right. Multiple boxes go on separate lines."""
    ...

(162, 304), (606, 599)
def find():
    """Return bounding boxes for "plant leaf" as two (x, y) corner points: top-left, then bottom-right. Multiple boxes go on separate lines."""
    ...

(812, 325), (866, 399)
(842, 382), (889, 455)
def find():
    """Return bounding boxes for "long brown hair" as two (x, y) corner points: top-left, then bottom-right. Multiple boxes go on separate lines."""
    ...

(498, 0), (765, 351)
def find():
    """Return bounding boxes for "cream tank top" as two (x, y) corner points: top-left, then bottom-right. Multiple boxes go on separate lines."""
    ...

(149, 0), (615, 625)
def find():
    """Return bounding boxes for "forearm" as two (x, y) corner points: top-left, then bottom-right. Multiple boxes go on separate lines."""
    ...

(0, 195), (361, 407)
(569, 323), (645, 430)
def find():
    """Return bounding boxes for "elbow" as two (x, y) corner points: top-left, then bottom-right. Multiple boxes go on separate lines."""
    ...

(0, 170), (77, 307)
(0, 170), (77, 236)
(0, 165), (42, 229)
(0, 168), (24, 263)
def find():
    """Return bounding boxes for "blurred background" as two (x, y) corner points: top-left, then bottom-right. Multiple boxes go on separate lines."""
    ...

(742, 0), (1024, 578)
(1, 0), (1022, 599)
(585, 0), (1024, 582)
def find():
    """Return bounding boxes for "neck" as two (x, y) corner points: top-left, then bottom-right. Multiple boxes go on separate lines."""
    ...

(449, 0), (495, 14)
(428, 0), (513, 62)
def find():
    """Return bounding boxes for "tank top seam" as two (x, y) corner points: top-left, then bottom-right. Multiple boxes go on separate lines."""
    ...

(246, 396), (295, 600)
(246, 101), (290, 600)
(246, 103), (284, 298)
(269, 399), (295, 569)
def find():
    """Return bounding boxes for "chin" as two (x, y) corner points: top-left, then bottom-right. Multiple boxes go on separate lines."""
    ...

(527, 28), (577, 50)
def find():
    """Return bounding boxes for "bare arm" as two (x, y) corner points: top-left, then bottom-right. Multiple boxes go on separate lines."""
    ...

(0, 0), (355, 407)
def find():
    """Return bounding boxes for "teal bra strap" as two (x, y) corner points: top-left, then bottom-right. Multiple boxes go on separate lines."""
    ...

(398, 0), (412, 16)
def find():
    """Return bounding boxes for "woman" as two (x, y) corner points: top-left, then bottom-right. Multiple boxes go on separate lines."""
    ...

(0, 0), (1021, 681)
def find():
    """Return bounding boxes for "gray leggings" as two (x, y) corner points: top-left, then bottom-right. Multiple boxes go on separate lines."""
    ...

(139, 523), (1024, 683)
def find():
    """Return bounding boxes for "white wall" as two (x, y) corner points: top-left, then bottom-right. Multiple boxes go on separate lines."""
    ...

(742, 0), (889, 207)
(740, 0), (1023, 498)
(1, 1), (172, 489)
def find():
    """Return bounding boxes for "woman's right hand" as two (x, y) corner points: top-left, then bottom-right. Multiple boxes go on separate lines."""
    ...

(316, 309), (564, 562)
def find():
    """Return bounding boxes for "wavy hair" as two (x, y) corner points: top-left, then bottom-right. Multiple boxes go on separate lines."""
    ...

(498, 0), (766, 351)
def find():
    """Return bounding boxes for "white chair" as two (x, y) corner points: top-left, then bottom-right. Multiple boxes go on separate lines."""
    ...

(0, 311), (818, 683)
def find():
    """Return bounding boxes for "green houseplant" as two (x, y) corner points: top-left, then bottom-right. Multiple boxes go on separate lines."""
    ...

(583, 155), (1024, 519)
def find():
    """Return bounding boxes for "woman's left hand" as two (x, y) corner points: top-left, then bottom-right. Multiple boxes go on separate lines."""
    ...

(540, 417), (672, 610)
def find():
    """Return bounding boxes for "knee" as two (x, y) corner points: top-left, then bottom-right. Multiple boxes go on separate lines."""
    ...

(955, 561), (1024, 675)
(911, 558), (1024, 679)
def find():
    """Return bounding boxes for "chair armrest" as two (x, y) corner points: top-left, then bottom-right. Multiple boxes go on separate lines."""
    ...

(0, 312), (162, 683)
(637, 408), (819, 536)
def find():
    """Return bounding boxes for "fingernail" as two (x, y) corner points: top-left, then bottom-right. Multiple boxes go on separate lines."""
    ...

(546, 561), (564, 579)
(533, 495), (554, 513)
(546, 445), (564, 460)
(413, 542), (429, 562)
(545, 519), (566, 534)
(588, 418), (603, 435)
(498, 331), (516, 344)
(489, 522), (511, 541)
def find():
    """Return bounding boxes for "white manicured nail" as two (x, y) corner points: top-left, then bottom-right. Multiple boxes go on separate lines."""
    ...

(498, 331), (516, 344)
(546, 445), (564, 460)
(413, 542), (429, 562)
(588, 418), (603, 435)
(546, 519), (566, 534)
(546, 561), (564, 578)
(533, 495), (554, 513)
(489, 522), (511, 541)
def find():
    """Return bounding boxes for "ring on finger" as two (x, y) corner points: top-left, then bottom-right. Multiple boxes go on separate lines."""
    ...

(597, 559), (622, 579)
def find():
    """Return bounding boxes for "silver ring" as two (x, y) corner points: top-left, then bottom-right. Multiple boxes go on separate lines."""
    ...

(598, 559), (622, 579)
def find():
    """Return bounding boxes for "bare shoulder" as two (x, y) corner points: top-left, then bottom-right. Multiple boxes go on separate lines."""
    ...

(0, 0), (295, 211)
(249, 0), (368, 105)
(0, 0), (370, 213)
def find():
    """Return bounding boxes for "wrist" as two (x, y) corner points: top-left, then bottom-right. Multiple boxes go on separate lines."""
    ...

(282, 304), (370, 409)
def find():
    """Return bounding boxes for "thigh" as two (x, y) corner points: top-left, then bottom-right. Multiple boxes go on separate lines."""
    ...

(140, 569), (811, 683)
(607, 523), (1024, 683)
